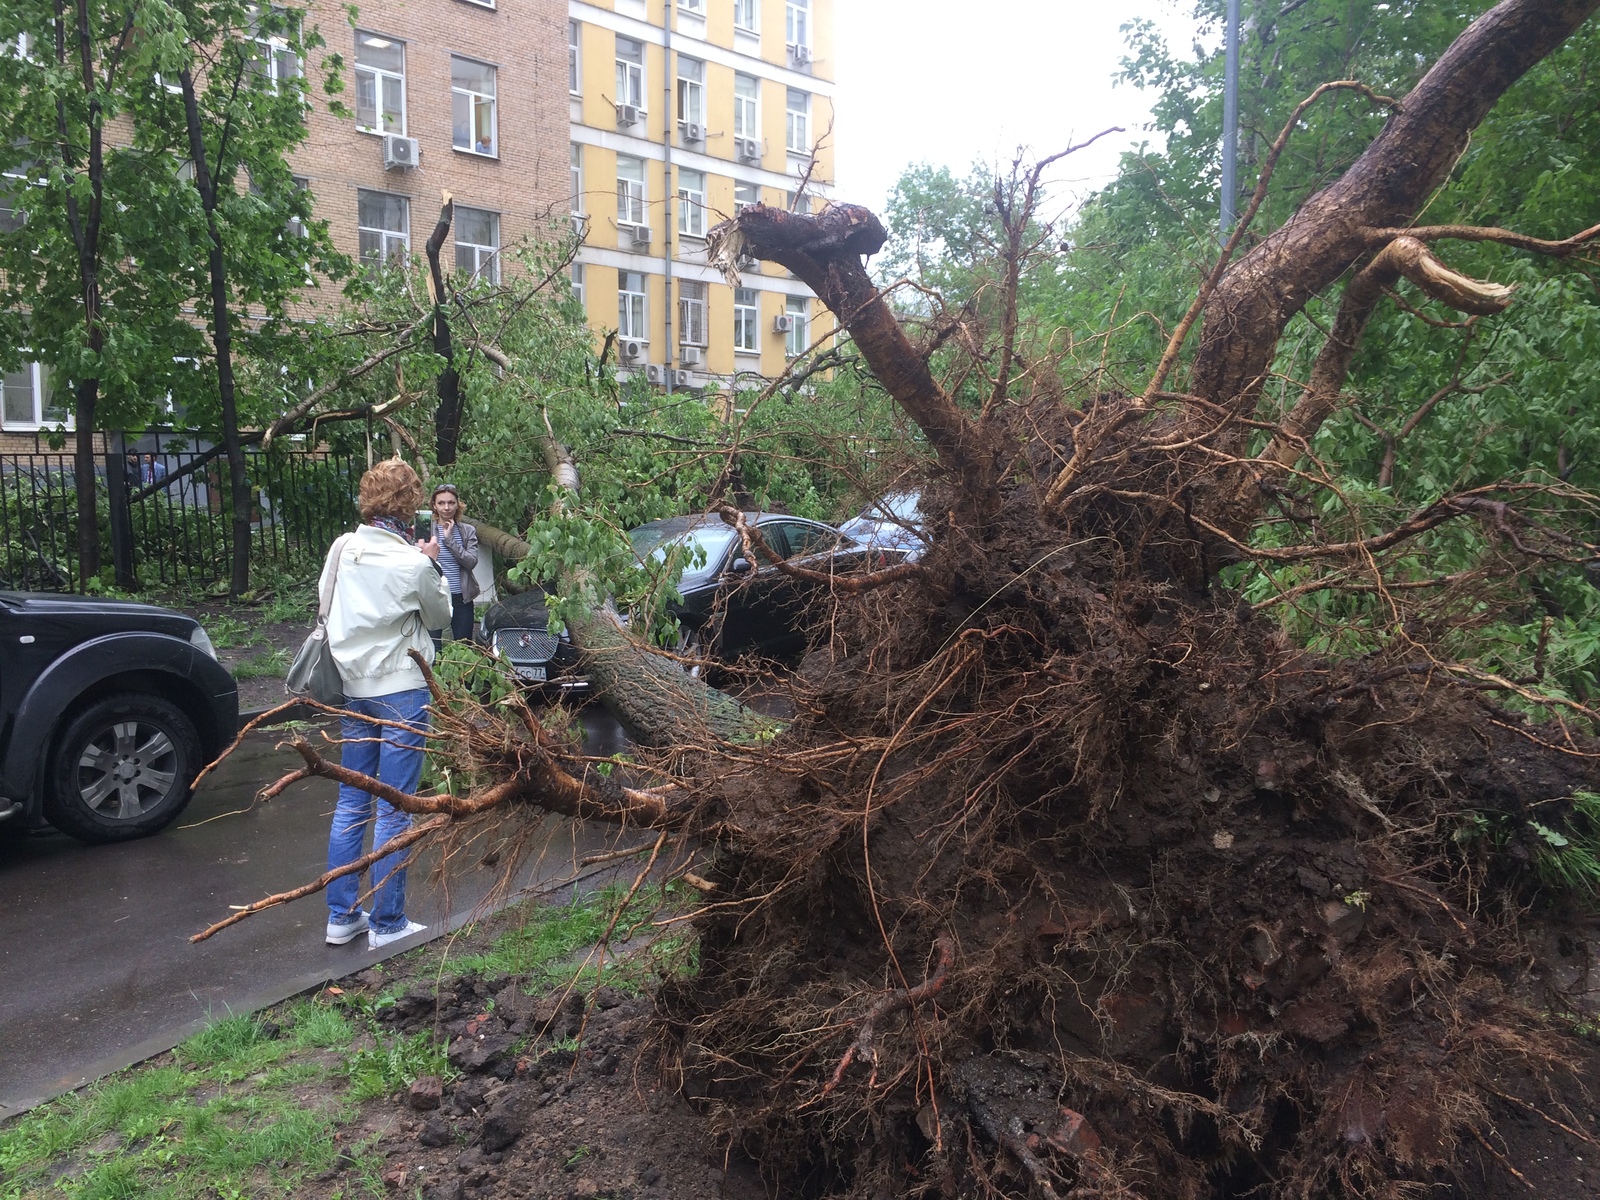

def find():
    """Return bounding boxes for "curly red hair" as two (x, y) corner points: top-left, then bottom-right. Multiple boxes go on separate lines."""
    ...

(358, 459), (424, 523)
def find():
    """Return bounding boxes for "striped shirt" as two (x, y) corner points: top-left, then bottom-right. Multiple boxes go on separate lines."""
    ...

(438, 532), (464, 595)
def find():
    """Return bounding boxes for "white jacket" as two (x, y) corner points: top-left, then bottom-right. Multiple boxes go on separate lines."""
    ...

(321, 525), (453, 699)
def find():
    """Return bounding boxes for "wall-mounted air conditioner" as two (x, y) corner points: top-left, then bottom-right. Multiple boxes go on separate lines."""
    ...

(680, 121), (704, 144)
(616, 103), (642, 127)
(383, 134), (420, 170)
(644, 363), (667, 384)
(679, 347), (704, 366)
(672, 370), (694, 388)
(628, 223), (651, 248)
(736, 254), (760, 273)
(788, 44), (812, 67)
(621, 338), (646, 364)
(772, 314), (796, 333)
(734, 137), (762, 164)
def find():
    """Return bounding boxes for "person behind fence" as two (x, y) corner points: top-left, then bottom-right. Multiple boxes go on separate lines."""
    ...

(321, 459), (452, 951)
(427, 482), (479, 649)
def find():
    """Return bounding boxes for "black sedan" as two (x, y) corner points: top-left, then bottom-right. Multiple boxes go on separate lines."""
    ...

(0, 593), (239, 843)
(484, 511), (889, 684)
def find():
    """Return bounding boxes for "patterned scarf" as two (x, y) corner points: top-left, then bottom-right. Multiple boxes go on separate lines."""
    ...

(369, 515), (414, 542)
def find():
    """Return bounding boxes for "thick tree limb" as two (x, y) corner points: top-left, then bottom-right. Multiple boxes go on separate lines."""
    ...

(709, 205), (1003, 513)
(1188, 0), (1600, 425)
(1365, 221), (1600, 256)
(425, 192), (464, 465)
(715, 505), (928, 594)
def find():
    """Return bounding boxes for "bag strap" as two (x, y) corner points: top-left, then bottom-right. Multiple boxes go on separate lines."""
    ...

(318, 533), (355, 624)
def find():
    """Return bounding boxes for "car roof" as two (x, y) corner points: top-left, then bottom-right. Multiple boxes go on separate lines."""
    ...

(629, 512), (819, 537)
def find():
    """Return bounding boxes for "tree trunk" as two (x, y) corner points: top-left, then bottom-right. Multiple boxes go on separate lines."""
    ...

(180, 67), (252, 597)
(72, 379), (99, 587)
(1188, 0), (1600, 428)
(424, 194), (463, 466)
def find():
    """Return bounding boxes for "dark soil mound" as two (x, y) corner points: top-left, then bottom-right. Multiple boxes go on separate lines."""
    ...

(649, 447), (1600, 1198)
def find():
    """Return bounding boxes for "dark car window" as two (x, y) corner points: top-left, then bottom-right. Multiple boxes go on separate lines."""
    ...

(750, 523), (788, 564)
(770, 520), (838, 558)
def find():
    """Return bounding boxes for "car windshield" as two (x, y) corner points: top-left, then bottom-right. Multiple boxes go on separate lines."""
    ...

(629, 522), (739, 588)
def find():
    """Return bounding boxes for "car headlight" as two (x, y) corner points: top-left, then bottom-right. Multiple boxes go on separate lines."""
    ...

(189, 625), (218, 660)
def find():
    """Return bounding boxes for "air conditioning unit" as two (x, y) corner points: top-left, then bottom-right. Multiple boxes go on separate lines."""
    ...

(616, 103), (641, 127)
(382, 134), (420, 170)
(672, 370), (694, 388)
(644, 363), (667, 384)
(620, 338), (646, 364)
(736, 253), (760, 273)
(735, 137), (762, 164)
(681, 121), (704, 144)
(679, 346), (704, 366)
(628, 222), (652, 248)
(773, 314), (796, 333)
(789, 44), (812, 67)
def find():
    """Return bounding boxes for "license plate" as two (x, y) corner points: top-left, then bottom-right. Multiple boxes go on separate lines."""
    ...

(519, 665), (547, 682)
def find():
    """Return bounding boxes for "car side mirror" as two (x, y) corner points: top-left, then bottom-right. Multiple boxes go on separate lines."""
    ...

(729, 557), (752, 575)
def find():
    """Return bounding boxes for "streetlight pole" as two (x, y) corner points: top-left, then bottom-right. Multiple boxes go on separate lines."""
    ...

(1219, 0), (1241, 242)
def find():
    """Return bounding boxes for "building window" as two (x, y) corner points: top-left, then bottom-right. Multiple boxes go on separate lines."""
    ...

(734, 0), (757, 32)
(570, 143), (583, 215)
(618, 270), (647, 340)
(451, 57), (496, 156)
(784, 295), (808, 357)
(679, 281), (707, 347)
(733, 287), (758, 352)
(733, 73), (759, 139)
(734, 181), (759, 214)
(615, 37), (645, 112)
(616, 155), (646, 226)
(354, 31), (404, 134)
(2, 363), (69, 431)
(786, 0), (809, 48)
(247, 6), (301, 93)
(785, 189), (810, 214)
(571, 262), (585, 307)
(786, 88), (810, 154)
(0, 160), (33, 232)
(677, 168), (705, 238)
(454, 206), (499, 282)
(357, 189), (409, 265)
(281, 174), (311, 238)
(677, 57), (704, 127)
(679, 0), (704, 11)
(568, 21), (580, 94)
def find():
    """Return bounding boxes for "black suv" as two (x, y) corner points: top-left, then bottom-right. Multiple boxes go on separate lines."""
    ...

(0, 593), (238, 843)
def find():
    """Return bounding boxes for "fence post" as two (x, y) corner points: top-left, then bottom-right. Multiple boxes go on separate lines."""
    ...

(104, 430), (137, 592)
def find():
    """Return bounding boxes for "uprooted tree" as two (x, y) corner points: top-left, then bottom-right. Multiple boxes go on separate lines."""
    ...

(202, 1), (1600, 1194)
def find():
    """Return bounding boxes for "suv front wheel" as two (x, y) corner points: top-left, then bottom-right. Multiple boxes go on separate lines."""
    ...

(44, 694), (202, 843)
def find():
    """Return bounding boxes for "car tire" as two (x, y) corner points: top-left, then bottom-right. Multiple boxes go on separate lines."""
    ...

(44, 694), (202, 844)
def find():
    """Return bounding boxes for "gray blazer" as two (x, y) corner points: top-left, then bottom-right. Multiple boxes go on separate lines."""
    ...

(438, 520), (480, 602)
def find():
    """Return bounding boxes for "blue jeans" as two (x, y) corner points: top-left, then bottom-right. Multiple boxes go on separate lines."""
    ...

(326, 688), (430, 934)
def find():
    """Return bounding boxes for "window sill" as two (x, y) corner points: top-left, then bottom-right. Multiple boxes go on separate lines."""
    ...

(357, 126), (406, 138)
(458, 0), (495, 8)
(454, 146), (499, 160)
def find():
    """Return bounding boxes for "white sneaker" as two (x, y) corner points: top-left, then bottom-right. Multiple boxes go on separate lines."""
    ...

(325, 911), (369, 945)
(368, 920), (427, 950)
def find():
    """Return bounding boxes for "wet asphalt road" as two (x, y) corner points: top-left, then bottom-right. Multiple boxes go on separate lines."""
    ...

(0, 707), (634, 1120)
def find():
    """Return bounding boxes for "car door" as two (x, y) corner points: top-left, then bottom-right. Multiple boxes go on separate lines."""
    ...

(716, 521), (794, 659)
(760, 519), (845, 653)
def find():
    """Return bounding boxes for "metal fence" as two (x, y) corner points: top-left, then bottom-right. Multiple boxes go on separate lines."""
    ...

(0, 431), (362, 593)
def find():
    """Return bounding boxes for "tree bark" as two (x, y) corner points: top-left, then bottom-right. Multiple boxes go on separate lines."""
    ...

(180, 65), (253, 598)
(1188, 0), (1600, 427)
(424, 194), (463, 466)
(713, 204), (1004, 514)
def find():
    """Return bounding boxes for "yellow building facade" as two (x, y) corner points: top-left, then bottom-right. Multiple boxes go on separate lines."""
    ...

(567, 0), (836, 391)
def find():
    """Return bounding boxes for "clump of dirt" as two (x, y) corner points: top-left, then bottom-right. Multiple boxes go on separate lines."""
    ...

(638, 414), (1600, 1198)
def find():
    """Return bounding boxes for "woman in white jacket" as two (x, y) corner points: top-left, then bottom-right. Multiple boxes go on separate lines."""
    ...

(321, 459), (453, 951)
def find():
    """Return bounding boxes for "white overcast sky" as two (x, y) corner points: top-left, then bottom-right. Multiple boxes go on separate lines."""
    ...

(832, 1), (1204, 221)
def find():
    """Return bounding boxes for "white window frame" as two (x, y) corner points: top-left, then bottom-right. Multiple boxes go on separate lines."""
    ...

(733, 180), (759, 214)
(734, 0), (758, 33)
(616, 155), (646, 226)
(357, 188), (410, 266)
(570, 143), (584, 216)
(679, 281), (708, 348)
(354, 31), (405, 136)
(459, 0), (495, 10)
(2, 362), (71, 432)
(247, 5), (301, 94)
(571, 263), (585, 307)
(568, 21), (581, 94)
(618, 270), (647, 340)
(786, 88), (810, 155)
(784, 295), (809, 357)
(679, 0), (704, 11)
(733, 287), (759, 353)
(454, 206), (499, 283)
(677, 167), (705, 239)
(786, 0), (809, 49)
(0, 159), (34, 232)
(286, 174), (310, 239)
(615, 37), (645, 112)
(733, 73), (759, 139)
(677, 56), (704, 127)
(451, 55), (497, 157)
